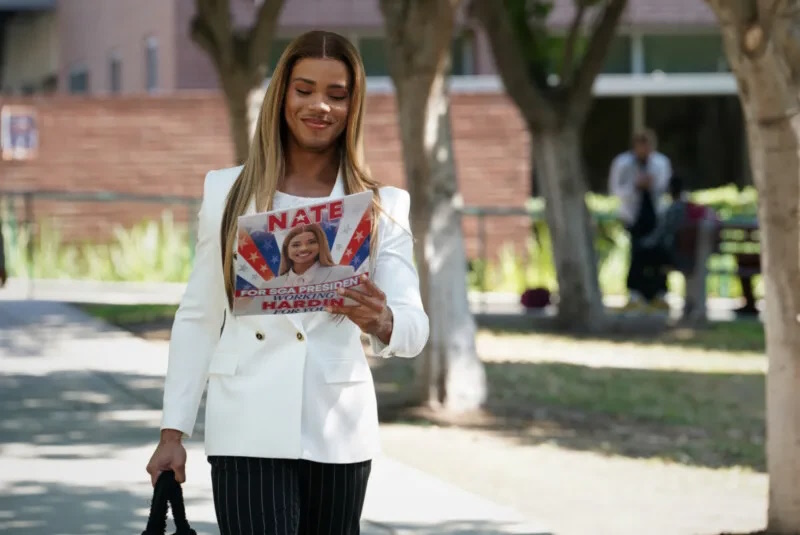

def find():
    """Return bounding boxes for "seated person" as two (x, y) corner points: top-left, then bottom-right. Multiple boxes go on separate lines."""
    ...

(639, 175), (689, 262)
(625, 175), (689, 310)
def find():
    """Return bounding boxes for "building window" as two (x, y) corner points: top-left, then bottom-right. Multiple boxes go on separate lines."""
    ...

(266, 34), (475, 78)
(451, 31), (476, 75)
(145, 37), (158, 92)
(358, 34), (475, 77)
(268, 38), (293, 71)
(68, 65), (90, 94)
(643, 34), (729, 73)
(42, 75), (58, 94)
(547, 35), (632, 75)
(109, 55), (122, 94)
(358, 37), (389, 76)
(603, 35), (632, 74)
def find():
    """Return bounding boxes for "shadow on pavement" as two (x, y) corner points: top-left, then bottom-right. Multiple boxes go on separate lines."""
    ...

(0, 480), (219, 535)
(0, 300), (127, 359)
(0, 370), (206, 453)
(369, 520), (550, 534)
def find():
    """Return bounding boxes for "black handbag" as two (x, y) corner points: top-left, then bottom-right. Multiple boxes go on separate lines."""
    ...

(142, 470), (197, 535)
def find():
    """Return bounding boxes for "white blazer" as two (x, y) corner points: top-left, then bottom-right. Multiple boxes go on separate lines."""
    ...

(160, 166), (429, 463)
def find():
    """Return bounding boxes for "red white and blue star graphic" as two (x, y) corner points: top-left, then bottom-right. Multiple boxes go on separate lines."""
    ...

(234, 191), (374, 296)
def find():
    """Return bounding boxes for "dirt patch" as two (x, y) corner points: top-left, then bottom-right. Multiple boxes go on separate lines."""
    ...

(377, 423), (766, 535)
(372, 351), (766, 472)
(123, 320), (173, 341)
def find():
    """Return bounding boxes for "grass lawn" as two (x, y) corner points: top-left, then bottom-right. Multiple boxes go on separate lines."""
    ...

(486, 318), (766, 354)
(484, 360), (764, 468)
(77, 303), (179, 327)
(76, 302), (766, 353)
(77, 301), (767, 471)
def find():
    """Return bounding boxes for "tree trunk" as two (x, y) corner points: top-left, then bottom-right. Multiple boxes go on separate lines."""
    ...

(221, 73), (253, 165)
(380, 0), (487, 411)
(707, 1), (800, 531)
(470, 0), (627, 332)
(190, 0), (286, 165)
(757, 109), (800, 535)
(531, 123), (605, 330)
(413, 79), (487, 411)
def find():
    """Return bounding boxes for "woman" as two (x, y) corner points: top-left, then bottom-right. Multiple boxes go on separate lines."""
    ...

(272, 223), (356, 287)
(146, 30), (429, 534)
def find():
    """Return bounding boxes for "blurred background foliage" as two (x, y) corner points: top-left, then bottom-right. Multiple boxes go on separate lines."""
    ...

(4, 185), (759, 298)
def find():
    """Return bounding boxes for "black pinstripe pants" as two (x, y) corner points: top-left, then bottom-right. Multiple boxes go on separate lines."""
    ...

(208, 456), (372, 535)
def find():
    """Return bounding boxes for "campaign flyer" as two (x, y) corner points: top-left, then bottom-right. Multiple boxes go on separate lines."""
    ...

(233, 191), (373, 316)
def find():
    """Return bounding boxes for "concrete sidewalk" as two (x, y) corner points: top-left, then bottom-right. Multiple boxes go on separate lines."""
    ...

(0, 300), (549, 535)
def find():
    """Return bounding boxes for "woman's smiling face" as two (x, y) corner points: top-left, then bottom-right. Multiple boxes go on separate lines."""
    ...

(287, 231), (319, 270)
(283, 57), (350, 152)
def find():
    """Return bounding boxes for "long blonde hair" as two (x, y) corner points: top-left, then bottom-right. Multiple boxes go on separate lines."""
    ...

(277, 223), (334, 276)
(220, 30), (382, 309)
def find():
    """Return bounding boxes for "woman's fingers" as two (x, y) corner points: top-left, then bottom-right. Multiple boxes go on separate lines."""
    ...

(324, 276), (388, 333)
(357, 275), (386, 299)
(326, 306), (371, 331)
(337, 287), (384, 311)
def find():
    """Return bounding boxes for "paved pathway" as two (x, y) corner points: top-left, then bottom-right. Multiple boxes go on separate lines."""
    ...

(0, 299), (548, 535)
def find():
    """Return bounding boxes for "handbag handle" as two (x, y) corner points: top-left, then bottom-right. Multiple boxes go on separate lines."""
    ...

(142, 470), (196, 535)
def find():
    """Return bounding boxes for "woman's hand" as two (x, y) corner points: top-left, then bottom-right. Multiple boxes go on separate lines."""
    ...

(326, 274), (393, 344)
(146, 429), (187, 487)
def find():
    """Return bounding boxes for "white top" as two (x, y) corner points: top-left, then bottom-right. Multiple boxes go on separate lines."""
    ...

(608, 150), (672, 225)
(272, 173), (346, 329)
(272, 174), (358, 460)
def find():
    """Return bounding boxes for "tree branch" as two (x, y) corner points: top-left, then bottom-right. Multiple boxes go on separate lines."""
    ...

(569, 0), (628, 112)
(707, 0), (760, 51)
(560, 2), (588, 85)
(752, 0), (781, 52)
(778, 7), (800, 83)
(380, 0), (455, 86)
(379, 0), (416, 82)
(506, 0), (552, 90)
(192, 0), (234, 68)
(470, 0), (557, 126)
(246, 0), (285, 78)
(190, 15), (222, 67)
(758, 0), (781, 24)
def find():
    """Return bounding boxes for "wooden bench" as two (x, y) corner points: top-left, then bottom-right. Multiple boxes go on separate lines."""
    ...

(674, 213), (760, 321)
(713, 220), (760, 275)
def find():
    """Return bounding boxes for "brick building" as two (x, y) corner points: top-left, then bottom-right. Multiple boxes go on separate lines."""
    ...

(0, 0), (751, 259)
(0, 0), (749, 191)
(0, 91), (530, 259)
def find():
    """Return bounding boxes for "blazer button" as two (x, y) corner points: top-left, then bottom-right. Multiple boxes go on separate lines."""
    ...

(255, 331), (264, 341)
(296, 332), (304, 341)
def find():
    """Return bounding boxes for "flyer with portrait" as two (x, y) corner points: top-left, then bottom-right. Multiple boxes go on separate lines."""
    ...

(233, 191), (373, 316)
